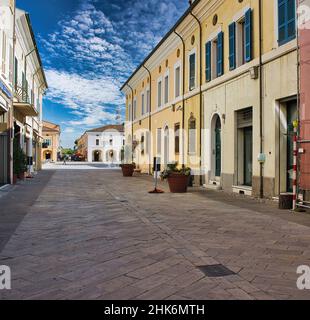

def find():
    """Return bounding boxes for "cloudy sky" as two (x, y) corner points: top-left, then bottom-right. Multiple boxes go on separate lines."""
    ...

(17, 0), (188, 147)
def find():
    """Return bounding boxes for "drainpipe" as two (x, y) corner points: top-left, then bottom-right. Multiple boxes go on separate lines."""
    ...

(190, 10), (203, 186)
(258, 0), (264, 198)
(143, 64), (152, 175)
(24, 48), (36, 100)
(126, 84), (134, 163)
(174, 30), (186, 168)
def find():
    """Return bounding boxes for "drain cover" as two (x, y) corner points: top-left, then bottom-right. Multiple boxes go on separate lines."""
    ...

(197, 264), (236, 277)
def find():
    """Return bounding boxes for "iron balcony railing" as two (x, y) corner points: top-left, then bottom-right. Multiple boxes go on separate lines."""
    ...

(14, 84), (32, 105)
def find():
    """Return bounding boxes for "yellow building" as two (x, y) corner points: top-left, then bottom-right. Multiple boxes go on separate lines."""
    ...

(121, 0), (298, 199)
(41, 121), (60, 162)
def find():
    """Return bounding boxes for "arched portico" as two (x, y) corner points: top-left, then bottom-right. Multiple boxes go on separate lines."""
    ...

(43, 150), (52, 161)
(92, 150), (102, 162)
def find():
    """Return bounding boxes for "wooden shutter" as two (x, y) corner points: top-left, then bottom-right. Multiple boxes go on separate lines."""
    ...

(245, 9), (252, 62)
(217, 32), (224, 77)
(205, 41), (211, 82)
(229, 22), (236, 70)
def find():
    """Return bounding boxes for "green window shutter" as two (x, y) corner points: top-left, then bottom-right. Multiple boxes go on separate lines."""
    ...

(217, 32), (224, 77)
(278, 0), (296, 46)
(189, 53), (195, 90)
(205, 41), (211, 82)
(245, 8), (252, 62)
(229, 22), (236, 70)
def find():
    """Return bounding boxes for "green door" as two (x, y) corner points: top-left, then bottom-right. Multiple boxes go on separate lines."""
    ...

(243, 127), (253, 186)
(286, 101), (297, 192)
(215, 117), (221, 177)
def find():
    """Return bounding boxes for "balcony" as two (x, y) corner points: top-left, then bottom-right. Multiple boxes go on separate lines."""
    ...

(13, 84), (38, 117)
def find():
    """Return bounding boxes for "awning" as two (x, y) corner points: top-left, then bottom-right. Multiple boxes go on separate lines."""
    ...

(13, 102), (38, 117)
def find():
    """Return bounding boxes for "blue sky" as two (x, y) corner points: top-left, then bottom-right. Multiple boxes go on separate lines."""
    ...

(17, 0), (188, 148)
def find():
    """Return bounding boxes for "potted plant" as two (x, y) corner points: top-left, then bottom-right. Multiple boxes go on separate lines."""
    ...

(120, 144), (136, 177)
(19, 151), (28, 180)
(161, 162), (191, 193)
(13, 140), (27, 182)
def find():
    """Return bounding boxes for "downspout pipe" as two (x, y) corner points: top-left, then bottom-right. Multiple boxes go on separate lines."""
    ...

(126, 84), (134, 164)
(24, 48), (36, 99)
(174, 30), (186, 168)
(259, 0), (264, 198)
(190, 11), (203, 186)
(143, 64), (152, 175)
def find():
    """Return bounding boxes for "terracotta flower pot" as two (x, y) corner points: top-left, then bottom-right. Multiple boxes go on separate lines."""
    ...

(167, 173), (189, 193)
(121, 164), (135, 177)
(18, 172), (26, 180)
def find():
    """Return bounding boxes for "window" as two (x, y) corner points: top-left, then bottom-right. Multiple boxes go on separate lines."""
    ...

(174, 123), (180, 154)
(189, 53), (196, 90)
(188, 117), (196, 154)
(164, 75), (169, 104)
(175, 66), (181, 98)
(146, 89), (150, 113)
(96, 139), (99, 146)
(2, 31), (7, 75)
(157, 80), (162, 108)
(141, 93), (145, 115)
(109, 139), (113, 146)
(229, 9), (252, 70)
(207, 32), (224, 81)
(133, 99), (137, 120)
(278, 0), (296, 46)
(43, 139), (51, 147)
(157, 128), (162, 155)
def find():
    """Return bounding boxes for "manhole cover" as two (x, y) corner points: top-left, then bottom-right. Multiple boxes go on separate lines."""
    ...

(197, 264), (236, 277)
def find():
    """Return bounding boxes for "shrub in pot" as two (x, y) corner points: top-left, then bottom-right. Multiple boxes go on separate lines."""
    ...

(161, 162), (191, 193)
(13, 139), (28, 181)
(120, 144), (136, 177)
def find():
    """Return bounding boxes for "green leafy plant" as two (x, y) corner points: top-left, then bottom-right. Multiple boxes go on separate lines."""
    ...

(160, 162), (191, 180)
(13, 139), (28, 175)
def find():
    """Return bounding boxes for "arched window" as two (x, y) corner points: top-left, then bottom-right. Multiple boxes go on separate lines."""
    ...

(188, 114), (196, 154)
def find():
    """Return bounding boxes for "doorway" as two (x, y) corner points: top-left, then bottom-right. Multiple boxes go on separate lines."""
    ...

(286, 100), (297, 192)
(243, 127), (253, 186)
(215, 116), (222, 177)
(93, 150), (101, 162)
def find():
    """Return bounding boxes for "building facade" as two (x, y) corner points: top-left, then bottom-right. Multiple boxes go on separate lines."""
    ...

(76, 125), (125, 164)
(121, 0), (300, 199)
(0, 0), (47, 184)
(41, 121), (60, 162)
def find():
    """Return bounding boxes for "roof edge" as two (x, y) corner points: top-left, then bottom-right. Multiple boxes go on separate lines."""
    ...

(120, 0), (201, 92)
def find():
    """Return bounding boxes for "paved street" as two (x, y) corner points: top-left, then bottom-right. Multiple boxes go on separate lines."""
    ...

(0, 168), (310, 300)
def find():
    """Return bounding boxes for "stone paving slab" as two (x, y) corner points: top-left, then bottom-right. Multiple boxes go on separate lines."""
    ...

(0, 169), (310, 300)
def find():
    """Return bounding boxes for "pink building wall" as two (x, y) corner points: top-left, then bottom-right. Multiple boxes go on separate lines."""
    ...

(298, 0), (310, 190)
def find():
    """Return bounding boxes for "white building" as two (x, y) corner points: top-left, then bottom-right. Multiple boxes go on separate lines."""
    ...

(77, 125), (125, 164)
(0, 1), (48, 184)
